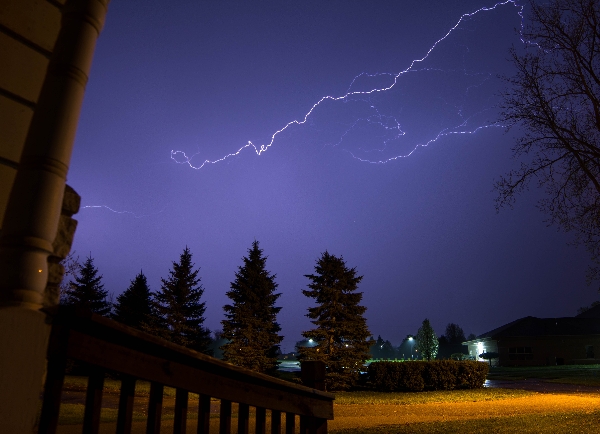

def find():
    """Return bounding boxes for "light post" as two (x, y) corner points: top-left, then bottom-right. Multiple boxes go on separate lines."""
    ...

(408, 336), (414, 359)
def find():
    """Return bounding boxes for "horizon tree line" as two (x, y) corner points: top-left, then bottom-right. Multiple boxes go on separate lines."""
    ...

(60, 242), (374, 388)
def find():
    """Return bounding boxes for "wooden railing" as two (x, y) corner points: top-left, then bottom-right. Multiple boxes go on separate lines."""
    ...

(37, 306), (334, 434)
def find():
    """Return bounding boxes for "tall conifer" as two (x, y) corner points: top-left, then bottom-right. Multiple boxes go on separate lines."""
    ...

(62, 255), (111, 316)
(300, 251), (372, 390)
(221, 240), (282, 374)
(113, 271), (152, 330)
(151, 247), (212, 353)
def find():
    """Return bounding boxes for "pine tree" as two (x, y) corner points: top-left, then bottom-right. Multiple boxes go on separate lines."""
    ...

(112, 271), (152, 330)
(151, 247), (212, 354)
(300, 251), (372, 390)
(221, 240), (283, 374)
(416, 318), (438, 361)
(61, 255), (111, 316)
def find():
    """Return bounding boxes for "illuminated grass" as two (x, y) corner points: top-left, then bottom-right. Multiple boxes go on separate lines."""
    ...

(334, 388), (534, 405)
(331, 411), (600, 433)
(63, 376), (199, 398)
(57, 404), (146, 425)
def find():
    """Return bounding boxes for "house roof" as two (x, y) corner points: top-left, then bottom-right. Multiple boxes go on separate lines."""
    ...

(575, 303), (600, 318)
(466, 316), (600, 342)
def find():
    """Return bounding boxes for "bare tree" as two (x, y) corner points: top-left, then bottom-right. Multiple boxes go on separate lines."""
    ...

(497, 0), (600, 279)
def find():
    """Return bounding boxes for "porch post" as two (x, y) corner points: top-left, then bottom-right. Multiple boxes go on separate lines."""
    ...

(0, 0), (109, 431)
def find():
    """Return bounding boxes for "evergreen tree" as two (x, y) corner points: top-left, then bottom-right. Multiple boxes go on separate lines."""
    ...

(150, 247), (212, 354)
(221, 240), (283, 374)
(445, 323), (466, 345)
(61, 255), (111, 316)
(381, 339), (396, 360)
(300, 251), (372, 390)
(112, 271), (152, 330)
(371, 335), (385, 360)
(416, 318), (438, 361)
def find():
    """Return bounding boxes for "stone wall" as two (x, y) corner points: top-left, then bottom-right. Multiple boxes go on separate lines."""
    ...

(44, 184), (80, 308)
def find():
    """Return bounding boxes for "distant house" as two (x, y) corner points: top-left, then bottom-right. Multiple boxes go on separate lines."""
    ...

(464, 306), (600, 366)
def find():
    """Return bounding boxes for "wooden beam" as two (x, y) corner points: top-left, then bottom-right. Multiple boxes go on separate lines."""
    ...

(146, 382), (163, 434)
(174, 388), (188, 434)
(238, 403), (249, 434)
(82, 368), (104, 434)
(219, 399), (231, 434)
(116, 376), (136, 434)
(197, 394), (211, 434)
(271, 410), (281, 434)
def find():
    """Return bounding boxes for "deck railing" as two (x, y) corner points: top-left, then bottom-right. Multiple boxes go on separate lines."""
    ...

(37, 306), (334, 434)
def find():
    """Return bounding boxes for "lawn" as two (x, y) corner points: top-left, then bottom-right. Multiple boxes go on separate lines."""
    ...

(487, 364), (600, 386)
(52, 370), (600, 433)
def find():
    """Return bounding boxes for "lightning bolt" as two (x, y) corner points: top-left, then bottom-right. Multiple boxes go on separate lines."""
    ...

(81, 205), (165, 219)
(171, 0), (525, 170)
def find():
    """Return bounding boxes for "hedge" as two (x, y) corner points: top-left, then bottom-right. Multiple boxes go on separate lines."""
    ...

(367, 360), (488, 392)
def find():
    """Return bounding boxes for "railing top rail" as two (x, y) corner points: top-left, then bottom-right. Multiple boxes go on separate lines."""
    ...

(43, 306), (335, 419)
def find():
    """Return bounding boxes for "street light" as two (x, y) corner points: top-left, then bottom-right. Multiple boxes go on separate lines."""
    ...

(408, 336), (414, 359)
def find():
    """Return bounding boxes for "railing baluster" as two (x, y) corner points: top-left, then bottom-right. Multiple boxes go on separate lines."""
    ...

(147, 382), (164, 434)
(237, 403), (249, 434)
(41, 309), (334, 434)
(197, 394), (211, 434)
(219, 399), (232, 434)
(285, 413), (295, 434)
(82, 367), (105, 434)
(271, 410), (281, 434)
(255, 407), (266, 434)
(116, 376), (136, 434)
(174, 388), (189, 434)
(300, 415), (308, 434)
(311, 417), (328, 434)
(37, 354), (67, 434)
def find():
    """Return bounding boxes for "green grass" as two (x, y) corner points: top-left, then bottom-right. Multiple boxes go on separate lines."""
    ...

(334, 388), (534, 405)
(330, 411), (600, 433)
(488, 364), (600, 386)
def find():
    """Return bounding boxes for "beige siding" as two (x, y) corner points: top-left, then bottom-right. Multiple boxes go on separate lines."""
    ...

(0, 95), (33, 163)
(0, 0), (61, 53)
(0, 0), (62, 228)
(0, 32), (50, 103)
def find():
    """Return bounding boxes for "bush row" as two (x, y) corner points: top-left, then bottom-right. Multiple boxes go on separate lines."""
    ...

(367, 360), (489, 392)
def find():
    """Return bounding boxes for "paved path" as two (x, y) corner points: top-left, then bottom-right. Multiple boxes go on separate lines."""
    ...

(485, 378), (600, 394)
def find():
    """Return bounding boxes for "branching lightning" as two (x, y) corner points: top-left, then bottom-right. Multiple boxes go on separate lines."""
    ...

(81, 205), (165, 219)
(171, 0), (525, 170)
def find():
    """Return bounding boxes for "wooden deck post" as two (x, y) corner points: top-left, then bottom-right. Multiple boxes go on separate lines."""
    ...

(300, 361), (328, 434)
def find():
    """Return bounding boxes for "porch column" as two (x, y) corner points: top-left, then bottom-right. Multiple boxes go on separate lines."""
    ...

(0, 0), (109, 432)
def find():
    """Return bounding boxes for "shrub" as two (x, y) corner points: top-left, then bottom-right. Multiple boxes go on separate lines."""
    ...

(424, 360), (458, 390)
(456, 360), (489, 389)
(368, 360), (488, 392)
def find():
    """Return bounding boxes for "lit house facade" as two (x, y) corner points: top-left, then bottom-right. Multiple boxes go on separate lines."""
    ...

(464, 308), (600, 367)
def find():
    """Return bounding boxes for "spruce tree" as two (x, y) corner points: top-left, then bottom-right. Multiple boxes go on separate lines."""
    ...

(416, 318), (439, 361)
(300, 251), (372, 390)
(61, 255), (111, 316)
(151, 247), (212, 353)
(112, 271), (152, 330)
(221, 240), (282, 374)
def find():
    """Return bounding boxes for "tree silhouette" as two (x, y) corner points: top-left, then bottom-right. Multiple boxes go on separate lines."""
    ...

(61, 255), (111, 316)
(416, 318), (438, 361)
(300, 251), (372, 390)
(112, 271), (152, 330)
(150, 247), (212, 354)
(498, 0), (600, 279)
(221, 240), (283, 374)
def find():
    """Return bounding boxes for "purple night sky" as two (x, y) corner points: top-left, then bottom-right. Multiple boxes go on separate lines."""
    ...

(68, 0), (595, 352)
